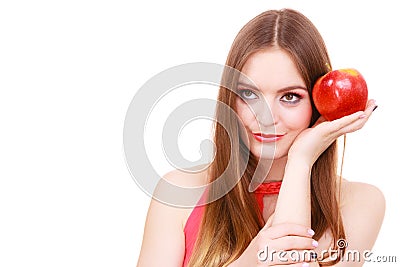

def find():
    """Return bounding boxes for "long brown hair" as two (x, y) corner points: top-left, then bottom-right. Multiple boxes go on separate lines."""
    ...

(188, 9), (345, 266)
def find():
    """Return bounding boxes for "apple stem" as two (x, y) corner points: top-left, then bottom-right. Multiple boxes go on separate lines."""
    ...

(325, 62), (332, 72)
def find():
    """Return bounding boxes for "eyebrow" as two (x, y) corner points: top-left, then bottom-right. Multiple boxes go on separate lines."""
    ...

(237, 81), (308, 93)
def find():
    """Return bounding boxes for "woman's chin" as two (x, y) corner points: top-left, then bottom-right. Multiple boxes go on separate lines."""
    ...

(249, 144), (288, 160)
(250, 147), (289, 160)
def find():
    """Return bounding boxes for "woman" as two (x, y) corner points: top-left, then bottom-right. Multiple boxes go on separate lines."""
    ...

(136, 8), (384, 267)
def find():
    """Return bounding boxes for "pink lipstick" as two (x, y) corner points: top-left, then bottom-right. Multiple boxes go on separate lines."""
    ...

(252, 132), (285, 143)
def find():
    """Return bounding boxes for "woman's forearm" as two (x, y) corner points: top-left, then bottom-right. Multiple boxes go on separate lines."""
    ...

(272, 158), (312, 227)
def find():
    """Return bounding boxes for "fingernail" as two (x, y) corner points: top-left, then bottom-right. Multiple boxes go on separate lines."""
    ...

(312, 240), (319, 247)
(359, 114), (367, 119)
(373, 105), (378, 112)
(302, 263), (310, 267)
(308, 229), (315, 236)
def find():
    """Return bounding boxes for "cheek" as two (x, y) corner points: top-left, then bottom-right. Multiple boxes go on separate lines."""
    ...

(235, 100), (256, 147)
(235, 99), (255, 127)
(282, 105), (313, 130)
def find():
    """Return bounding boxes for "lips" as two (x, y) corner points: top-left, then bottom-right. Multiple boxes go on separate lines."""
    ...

(252, 132), (285, 143)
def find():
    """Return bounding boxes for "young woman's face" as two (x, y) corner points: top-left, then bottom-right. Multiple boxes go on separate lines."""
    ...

(235, 47), (313, 160)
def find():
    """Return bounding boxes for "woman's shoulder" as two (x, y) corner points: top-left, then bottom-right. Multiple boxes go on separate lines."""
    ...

(155, 165), (210, 224)
(339, 179), (385, 247)
(137, 165), (211, 265)
(340, 179), (385, 209)
(162, 164), (210, 188)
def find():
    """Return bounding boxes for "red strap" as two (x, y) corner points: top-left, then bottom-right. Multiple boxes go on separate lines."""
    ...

(254, 181), (282, 212)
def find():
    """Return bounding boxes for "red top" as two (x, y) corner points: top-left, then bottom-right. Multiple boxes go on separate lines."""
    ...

(253, 181), (282, 211)
(182, 181), (282, 266)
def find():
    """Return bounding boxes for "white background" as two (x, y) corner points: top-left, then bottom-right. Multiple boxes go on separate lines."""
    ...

(1, 0), (399, 266)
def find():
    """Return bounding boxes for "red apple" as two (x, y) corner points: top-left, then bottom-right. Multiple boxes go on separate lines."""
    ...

(312, 68), (368, 121)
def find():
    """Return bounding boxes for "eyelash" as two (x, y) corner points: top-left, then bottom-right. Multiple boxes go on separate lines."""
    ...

(238, 89), (258, 100)
(281, 92), (303, 104)
(237, 89), (303, 104)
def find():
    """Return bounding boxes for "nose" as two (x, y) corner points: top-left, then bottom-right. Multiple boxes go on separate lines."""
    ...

(251, 97), (276, 128)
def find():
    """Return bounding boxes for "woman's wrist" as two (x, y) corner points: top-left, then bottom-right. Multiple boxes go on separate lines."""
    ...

(285, 156), (313, 178)
(287, 150), (313, 167)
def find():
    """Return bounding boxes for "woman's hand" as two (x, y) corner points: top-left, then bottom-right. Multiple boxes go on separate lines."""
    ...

(288, 99), (377, 166)
(231, 219), (317, 267)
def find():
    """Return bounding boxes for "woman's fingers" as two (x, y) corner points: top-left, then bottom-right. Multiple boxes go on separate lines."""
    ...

(335, 99), (377, 135)
(317, 99), (377, 136)
(328, 111), (364, 135)
(269, 235), (317, 251)
(260, 223), (314, 239)
(257, 224), (317, 265)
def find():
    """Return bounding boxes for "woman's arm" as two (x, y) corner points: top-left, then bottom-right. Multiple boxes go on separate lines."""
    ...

(136, 170), (193, 267)
(136, 169), (207, 267)
(270, 100), (380, 267)
(136, 196), (186, 267)
(273, 99), (376, 228)
(272, 158), (312, 227)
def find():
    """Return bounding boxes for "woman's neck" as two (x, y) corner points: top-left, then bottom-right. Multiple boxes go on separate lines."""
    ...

(258, 156), (288, 182)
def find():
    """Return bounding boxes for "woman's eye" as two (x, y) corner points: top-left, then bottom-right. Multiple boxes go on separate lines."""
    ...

(281, 93), (301, 103)
(239, 89), (258, 100)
